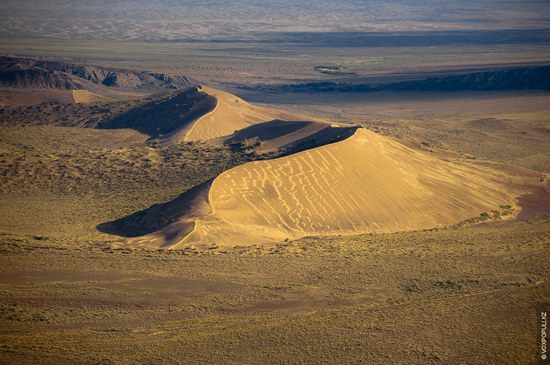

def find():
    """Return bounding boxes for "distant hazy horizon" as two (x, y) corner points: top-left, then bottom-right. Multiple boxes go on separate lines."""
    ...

(1, 0), (550, 42)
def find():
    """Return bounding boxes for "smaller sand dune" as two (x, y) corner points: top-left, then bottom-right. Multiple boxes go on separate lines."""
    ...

(0, 90), (96, 106)
(98, 85), (320, 146)
(182, 86), (279, 141)
(160, 86), (300, 145)
(72, 90), (111, 104)
(98, 86), (217, 140)
(1, 89), (112, 107)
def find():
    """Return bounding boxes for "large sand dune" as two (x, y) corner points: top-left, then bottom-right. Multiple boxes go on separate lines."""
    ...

(122, 127), (518, 248)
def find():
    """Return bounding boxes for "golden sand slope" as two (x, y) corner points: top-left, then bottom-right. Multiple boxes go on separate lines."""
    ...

(72, 90), (111, 104)
(160, 86), (303, 145)
(1, 90), (110, 106)
(129, 128), (517, 248)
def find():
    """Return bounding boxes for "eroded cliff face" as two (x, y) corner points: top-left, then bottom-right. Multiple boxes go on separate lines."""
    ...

(0, 56), (197, 91)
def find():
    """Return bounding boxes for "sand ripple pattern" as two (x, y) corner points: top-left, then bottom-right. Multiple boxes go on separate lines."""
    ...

(171, 128), (511, 246)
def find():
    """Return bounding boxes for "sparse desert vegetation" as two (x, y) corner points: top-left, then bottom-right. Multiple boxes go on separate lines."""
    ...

(0, 218), (548, 364)
(1, 85), (548, 364)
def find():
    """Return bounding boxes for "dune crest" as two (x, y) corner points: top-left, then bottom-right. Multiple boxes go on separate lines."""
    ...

(97, 85), (321, 146)
(184, 86), (282, 141)
(126, 127), (516, 248)
(160, 86), (303, 145)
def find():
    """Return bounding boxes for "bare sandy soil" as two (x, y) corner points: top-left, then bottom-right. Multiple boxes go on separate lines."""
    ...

(72, 90), (111, 104)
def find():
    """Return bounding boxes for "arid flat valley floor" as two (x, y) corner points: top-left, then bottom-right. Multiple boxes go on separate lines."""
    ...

(1, 219), (549, 364)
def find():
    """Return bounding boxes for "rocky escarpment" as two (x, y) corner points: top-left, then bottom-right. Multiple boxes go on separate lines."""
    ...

(0, 56), (197, 91)
(246, 66), (550, 93)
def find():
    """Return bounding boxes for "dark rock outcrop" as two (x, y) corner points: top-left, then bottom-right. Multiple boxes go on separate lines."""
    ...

(0, 56), (197, 91)
(246, 66), (550, 93)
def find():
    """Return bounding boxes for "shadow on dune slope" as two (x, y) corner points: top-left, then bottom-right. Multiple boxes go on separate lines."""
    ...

(98, 121), (360, 241)
(224, 119), (359, 156)
(97, 86), (217, 140)
(97, 179), (213, 239)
